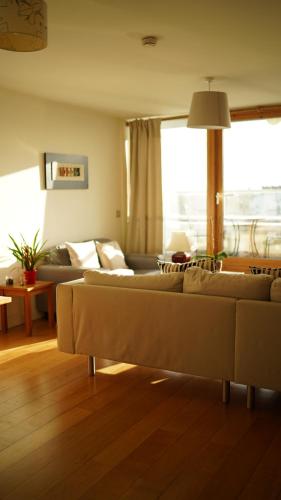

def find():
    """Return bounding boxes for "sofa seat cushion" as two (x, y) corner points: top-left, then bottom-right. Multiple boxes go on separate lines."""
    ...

(133, 269), (160, 276)
(65, 240), (100, 268)
(183, 267), (273, 300)
(90, 268), (134, 276)
(84, 270), (183, 292)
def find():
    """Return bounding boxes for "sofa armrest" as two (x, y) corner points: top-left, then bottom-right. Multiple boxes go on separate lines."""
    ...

(235, 300), (281, 391)
(36, 265), (92, 313)
(37, 264), (92, 284)
(125, 253), (158, 270)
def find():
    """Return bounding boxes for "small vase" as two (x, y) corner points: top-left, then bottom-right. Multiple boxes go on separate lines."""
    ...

(24, 269), (37, 285)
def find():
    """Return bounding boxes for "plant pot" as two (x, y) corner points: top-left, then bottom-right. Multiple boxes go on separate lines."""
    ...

(24, 269), (37, 285)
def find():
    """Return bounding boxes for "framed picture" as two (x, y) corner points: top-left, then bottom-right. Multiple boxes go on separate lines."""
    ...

(44, 153), (88, 190)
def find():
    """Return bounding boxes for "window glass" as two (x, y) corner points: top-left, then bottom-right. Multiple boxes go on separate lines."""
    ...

(223, 119), (281, 258)
(161, 120), (207, 252)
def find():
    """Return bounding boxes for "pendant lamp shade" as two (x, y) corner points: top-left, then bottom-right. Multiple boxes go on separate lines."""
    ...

(187, 90), (231, 129)
(0, 0), (47, 52)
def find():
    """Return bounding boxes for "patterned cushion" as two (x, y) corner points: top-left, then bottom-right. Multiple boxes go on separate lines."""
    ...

(249, 265), (281, 279)
(157, 258), (217, 274)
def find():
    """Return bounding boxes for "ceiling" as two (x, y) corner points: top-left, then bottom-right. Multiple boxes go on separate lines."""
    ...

(0, 0), (281, 119)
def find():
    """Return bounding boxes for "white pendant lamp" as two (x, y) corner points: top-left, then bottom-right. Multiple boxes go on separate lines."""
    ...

(187, 77), (231, 129)
(0, 0), (47, 52)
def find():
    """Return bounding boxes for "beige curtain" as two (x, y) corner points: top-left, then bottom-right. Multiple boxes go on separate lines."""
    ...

(125, 119), (163, 254)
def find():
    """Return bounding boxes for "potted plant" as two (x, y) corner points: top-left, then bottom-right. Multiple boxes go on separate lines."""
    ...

(8, 230), (49, 285)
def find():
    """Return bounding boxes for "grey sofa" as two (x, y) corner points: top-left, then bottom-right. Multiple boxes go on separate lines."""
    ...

(36, 239), (159, 313)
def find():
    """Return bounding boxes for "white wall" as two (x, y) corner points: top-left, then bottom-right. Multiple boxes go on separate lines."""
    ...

(0, 87), (123, 327)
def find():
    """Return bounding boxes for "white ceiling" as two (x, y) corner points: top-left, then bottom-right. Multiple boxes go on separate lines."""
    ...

(0, 0), (281, 119)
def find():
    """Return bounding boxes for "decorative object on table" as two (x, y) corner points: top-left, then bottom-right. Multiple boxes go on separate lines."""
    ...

(187, 77), (231, 129)
(194, 250), (228, 272)
(166, 231), (192, 263)
(44, 153), (88, 190)
(5, 277), (13, 286)
(0, 0), (47, 52)
(8, 229), (49, 285)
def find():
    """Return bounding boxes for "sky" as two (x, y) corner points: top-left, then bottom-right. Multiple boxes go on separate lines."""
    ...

(161, 118), (281, 193)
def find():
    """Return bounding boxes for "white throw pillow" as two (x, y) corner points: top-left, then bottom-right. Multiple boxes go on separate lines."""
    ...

(183, 267), (273, 300)
(65, 240), (100, 268)
(95, 240), (128, 270)
(84, 270), (183, 292)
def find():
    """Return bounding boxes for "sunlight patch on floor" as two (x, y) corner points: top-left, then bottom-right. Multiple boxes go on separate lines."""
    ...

(150, 377), (169, 385)
(97, 362), (136, 375)
(0, 338), (57, 360)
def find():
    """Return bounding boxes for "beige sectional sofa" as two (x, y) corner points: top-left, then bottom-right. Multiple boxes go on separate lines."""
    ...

(56, 269), (281, 408)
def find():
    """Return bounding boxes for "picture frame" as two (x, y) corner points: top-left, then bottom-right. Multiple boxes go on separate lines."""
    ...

(44, 152), (88, 190)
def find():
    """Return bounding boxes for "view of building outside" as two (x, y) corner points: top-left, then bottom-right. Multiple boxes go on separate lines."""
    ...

(223, 119), (281, 258)
(161, 120), (207, 252)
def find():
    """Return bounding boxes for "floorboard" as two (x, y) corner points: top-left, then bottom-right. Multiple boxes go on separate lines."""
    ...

(0, 319), (280, 500)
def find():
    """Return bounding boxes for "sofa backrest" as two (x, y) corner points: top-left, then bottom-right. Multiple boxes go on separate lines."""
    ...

(84, 269), (183, 292)
(183, 267), (273, 301)
(43, 238), (111, 266)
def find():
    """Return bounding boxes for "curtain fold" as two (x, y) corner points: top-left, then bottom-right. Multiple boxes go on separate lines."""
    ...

(125, 119), (163, 254)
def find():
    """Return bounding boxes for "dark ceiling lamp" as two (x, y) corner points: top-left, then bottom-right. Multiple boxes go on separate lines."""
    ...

(0, 0), (47, 52)
(187, 77), (231, 129)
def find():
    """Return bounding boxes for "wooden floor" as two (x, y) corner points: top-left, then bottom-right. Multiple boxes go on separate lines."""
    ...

(0, 320), (280, 500)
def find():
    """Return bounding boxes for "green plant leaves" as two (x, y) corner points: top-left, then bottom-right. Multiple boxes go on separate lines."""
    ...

(8, 230), (49, 271)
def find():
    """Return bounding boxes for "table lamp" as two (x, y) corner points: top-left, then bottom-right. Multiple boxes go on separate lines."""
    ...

(166, 231), (192, 263)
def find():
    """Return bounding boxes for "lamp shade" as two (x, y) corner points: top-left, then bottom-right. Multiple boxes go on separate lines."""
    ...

(187, 91), (231, 129)
(0, 0), (47, 52)
(166, 231), (192, 252)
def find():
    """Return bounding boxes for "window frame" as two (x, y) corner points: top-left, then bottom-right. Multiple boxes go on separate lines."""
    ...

(210, 104), (281, 272)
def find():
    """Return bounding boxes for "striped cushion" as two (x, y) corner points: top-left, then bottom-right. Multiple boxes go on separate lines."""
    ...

(157, 258), (217, 274)
(249, 265), (281, 279)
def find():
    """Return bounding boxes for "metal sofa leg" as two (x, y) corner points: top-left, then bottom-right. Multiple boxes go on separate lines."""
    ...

(247, 385), (255, 409)
(222, 380), (230, 404)
(88, 355), (96, 376)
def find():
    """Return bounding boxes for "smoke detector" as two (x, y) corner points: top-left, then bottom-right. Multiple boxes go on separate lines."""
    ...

(142, 36), (158, 47)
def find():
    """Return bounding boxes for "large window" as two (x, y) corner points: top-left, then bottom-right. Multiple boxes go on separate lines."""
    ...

(161, 120), (207, 252)
(126, 106), (281, 268)
(223, 119), (281, 259)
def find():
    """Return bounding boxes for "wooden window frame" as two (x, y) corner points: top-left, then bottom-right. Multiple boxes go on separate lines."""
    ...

(209, 105), (281, 272)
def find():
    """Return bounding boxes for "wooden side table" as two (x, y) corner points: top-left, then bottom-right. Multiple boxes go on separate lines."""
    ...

(0, 296), (12, 333)
(0, 281), (55, 336)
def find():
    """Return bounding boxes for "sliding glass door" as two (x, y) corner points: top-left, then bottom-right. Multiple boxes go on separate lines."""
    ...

(161, 119), (207, 252)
